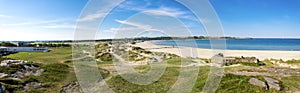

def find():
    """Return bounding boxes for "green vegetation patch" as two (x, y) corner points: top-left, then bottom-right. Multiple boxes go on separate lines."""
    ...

(5, 48), (72, 64)
(38, 63), (69, 83)
(285, 59), (300, 64)
(97, 53), (112, 62)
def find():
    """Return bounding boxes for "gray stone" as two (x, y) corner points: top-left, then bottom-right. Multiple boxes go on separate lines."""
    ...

(61, 81), (83, 93)
(0, 73), (8, 78)
(25, 69), (44, 76)
(1, 60), (28, 67)
(33, 69), (44, 76)
(248, 78), (267, 88)
(264, 77), (279, 83)
(264, 77), (281, 90)
(24, 65), (36, 70)
(211, 53), (225, 67)
(24, 82), (44, 90)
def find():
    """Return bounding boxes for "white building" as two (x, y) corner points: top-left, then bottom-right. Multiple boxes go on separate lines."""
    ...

(0, 47), (49, 52)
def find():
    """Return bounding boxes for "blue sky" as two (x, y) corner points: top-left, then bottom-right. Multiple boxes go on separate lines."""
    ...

(0, 0), (299, 41)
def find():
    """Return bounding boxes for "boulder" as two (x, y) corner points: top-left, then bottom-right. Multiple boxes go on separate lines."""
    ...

(248, 78), (267, 88)
(264, 77), (281, 90)
(211, 53), (225, 67)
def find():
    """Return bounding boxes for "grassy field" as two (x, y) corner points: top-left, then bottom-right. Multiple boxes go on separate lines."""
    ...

(105, 59), (287, 93)
(2, 47), (300, 92)
(5, 48), (72, 64)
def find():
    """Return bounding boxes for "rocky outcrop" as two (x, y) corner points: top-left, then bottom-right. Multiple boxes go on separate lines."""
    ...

(24, 82), (44, 90)
(248, 78), (267, 88)
(248, 77), (281, 91)
(226, 56), (259, 64)
(61, 81), (83, 93)
(0, 60), (43, 80)
(0, 73), (8, 78)
(264, 77), (281, 90)
(0, 60), (45, 91)
(0, 60), (28, 66)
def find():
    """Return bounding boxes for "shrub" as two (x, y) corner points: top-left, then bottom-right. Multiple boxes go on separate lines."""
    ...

(97, 53), (112, 62)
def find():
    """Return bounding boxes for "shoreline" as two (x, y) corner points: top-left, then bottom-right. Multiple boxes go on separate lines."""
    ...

(133, 41), (300, 61)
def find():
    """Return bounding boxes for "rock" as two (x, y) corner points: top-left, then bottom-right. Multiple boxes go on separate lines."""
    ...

(25, 69), (44, 76)
(11, 71), (25, 79)
(0, 73), (8, 78)
(149, 57), (158, 63)
(61, 81), (83, 93)
(264, 77), (279, 83)
(225, 56), (259, 64)
(248, 78), (267, 88)
(33, 69), (44, 76)
(0, 84), (5, 93)
(264, 77), (281, 90)
(0, 60), (28, 67)
(24, 82), (44, 90)
(24, 65), (36, 70)
(211, 53), (225, 67)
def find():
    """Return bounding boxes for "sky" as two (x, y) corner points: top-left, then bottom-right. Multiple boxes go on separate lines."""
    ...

(0, 0), (300, 41)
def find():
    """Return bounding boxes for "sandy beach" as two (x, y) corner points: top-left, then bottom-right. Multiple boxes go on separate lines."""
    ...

(134, 41), (300, 61)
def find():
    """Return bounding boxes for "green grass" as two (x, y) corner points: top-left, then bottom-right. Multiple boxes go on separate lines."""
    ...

(2, 48), (77, 93)
(225, 61), (266, 66)
(280, 76), (300, 92)
(97, 53), (112, 62)
(107, 67), (180, 93)
(5, 48), (72, 64)
(285, 59), (300, 64)
(216, 74), (281, 93)
(2, 46), (300, 93)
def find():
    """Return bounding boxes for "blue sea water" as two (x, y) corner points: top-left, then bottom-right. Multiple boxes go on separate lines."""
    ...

(152, 38), (300, 51)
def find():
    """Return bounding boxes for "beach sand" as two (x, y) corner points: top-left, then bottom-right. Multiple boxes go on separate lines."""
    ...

(134, 41), (300, 61)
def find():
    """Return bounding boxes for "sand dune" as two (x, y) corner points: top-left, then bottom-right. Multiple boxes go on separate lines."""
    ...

(134, 41), (300, 61)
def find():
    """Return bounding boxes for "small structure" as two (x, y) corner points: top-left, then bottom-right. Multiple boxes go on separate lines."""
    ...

(0, 47), (49, 52)
(0, 47), (12, 56)
(17, 42), (33, 47)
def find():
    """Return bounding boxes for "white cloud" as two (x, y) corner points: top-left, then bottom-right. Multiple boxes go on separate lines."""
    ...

(144, 6), (187, 17)
(77, 12), (107, 22)
(0, 14), (13, 18)
(115, 19), (152, 30)
(77, 0), (121, 22)
(114, 19), (162, 32)
(2, 19), (65, 26)
(120, 5), (204, 23)
(41, 24), (76, 29)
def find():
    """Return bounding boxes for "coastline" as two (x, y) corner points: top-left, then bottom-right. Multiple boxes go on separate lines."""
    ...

(134, 41), (300, 61)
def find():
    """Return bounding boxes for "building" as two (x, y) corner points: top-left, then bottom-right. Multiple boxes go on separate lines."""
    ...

(0, 47), (49, 52)
(17, 42), (33, 47)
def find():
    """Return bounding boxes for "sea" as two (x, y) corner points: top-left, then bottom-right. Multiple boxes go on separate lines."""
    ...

(152, 38), (300, 51)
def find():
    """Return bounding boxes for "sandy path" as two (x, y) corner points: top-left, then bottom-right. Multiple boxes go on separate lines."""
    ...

(134, 41), (300, 61)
